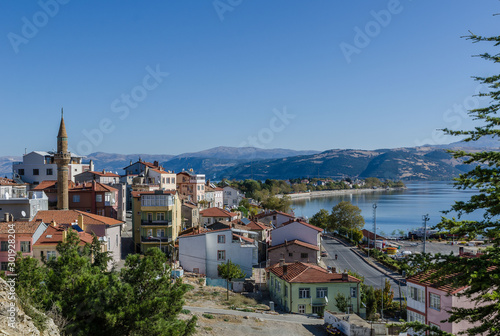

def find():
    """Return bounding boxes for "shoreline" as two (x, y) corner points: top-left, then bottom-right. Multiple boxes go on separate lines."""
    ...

(279, 187), (407, 200)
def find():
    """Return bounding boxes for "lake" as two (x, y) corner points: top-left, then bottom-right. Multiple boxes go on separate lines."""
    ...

(291, 181), (482, 236)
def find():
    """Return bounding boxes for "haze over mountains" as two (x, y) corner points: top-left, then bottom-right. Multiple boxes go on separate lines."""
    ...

(1, 137), (497, 181)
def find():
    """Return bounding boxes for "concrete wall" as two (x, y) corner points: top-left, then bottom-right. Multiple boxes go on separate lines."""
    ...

(406, 281), (426, 315)
(268, 243), (319, 265)
(271, 221), (319, 247)
(179, 234), (206, 275)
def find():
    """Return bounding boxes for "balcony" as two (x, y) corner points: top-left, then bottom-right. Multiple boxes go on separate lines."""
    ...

(141, 219), (172, 226)
(141, 236), (172, 243)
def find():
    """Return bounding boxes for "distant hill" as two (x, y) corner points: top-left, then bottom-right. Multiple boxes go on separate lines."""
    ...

(85, 152), (175, 174)
(173, 146), (320, 160)
(0, 156), (21, 178)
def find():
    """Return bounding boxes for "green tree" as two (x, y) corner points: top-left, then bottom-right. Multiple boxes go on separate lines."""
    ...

(364, 286), (378, 320)
(260, 195), (292, 213)
(402, 20), (500, 336)
(334, 292), (349, 313)
(217, 260), (246, 300)
(329, 201), (365, 232)
(309, 209), (330, 230)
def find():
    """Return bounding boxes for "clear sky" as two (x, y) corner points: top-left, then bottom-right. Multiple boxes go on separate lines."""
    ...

(0, 0), (498, 156)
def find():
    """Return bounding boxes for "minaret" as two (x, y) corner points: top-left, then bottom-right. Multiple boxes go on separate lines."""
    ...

(55, 109), (71, 210)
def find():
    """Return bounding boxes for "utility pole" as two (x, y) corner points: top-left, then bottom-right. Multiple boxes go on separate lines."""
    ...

(423, 214), (429, 254)
(373, 203), (378, 250)
(381, 276), (384, 320)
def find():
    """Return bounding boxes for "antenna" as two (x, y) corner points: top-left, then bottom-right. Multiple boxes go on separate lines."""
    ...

(21, 211), (26, 218)
(373, 203), (377, 250)
(423, 214), (429, 254)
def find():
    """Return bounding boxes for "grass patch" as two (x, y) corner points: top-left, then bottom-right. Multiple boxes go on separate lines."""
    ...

(226, 295), (257, 308)
(202, 313), (215, 319)
(241, 308), (254, 312)
(181, 309), (191, 314)
(203, 327), (213, 331)
(211, 291), (220, 296)
(184, 284), (195, 291)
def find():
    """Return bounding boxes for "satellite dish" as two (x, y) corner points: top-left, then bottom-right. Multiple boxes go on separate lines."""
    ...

(21, 211), (26, 217)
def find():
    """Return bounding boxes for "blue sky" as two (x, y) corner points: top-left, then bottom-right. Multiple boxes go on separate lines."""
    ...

(0, 0), (498, 156)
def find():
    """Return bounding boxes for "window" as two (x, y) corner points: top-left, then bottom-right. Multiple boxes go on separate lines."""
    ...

(116, 234), (118, 247)
(147, 213), (153, 221)
(298, 288), (310, 299)
(301, 253), (308, 259)
(316, 287), (328, 298)
(157, 229), (165, 237)
(0, 262), (8, 271)
(46, 168), (53, 175)
(407, 310), (425, 323)
(284, 285), (288, 297)
(172, 178), (175, 184)
(218, 235), (225, 244)
(20, 241), (30, 253)
(429, 293), (441, 311)
(147, 229), (153, 237)
(46, 251), (56, 260)
(96, 194), (103, 202)
(97, 209), (103, 216)
(350, 287), (357, 298)
(288, 252), (293, 257)
(73, 195), (80, 202)
(217, 250), (226, 260)
(105, 193), (111, 202)
(156, 212), (165, 221)
(1, 241), (8, 251)
(409, 286), (425, 303)
(18, 169), (24, 176)
(33, 169), (39, 175)
(298, 304), (306, 314)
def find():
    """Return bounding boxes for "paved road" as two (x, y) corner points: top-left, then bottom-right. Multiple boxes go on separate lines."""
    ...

(397, 240), (461, 255)
(184, 306), (324, 325)
(321, 236), (406, 300)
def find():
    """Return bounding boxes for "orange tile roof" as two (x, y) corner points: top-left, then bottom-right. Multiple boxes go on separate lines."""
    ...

(0, 178), (22, 186)
(245, 220), (268, 231)
(86, 171), (120, 177)
(32, 180), (76, 191)
(151, 168), (174, 175)
(268, 239), (319, 251)
(178, 228), (232, 239)
(70, 181), (117, 192)
(200, 207), (237, 218)
(268, 262), (361, 283)
(281, 219), (323, 232)
(254, 210), (296, 219)
(33, 210), (123, 226)
(0, 221), (41, 234)
(34, 224), (93, 246)
(407, 270), (470, 295)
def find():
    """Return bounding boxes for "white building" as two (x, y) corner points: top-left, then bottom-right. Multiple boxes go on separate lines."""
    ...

(12, 151), (93, 187)
(147, 168), (176, 191)
(271, 219), (322, 250)
(254, 210), (296, 228)
(74, 170), (120, 184)
(0, 178), (48, 220)
(178, 228), (258, 279)
(223, 186), (245, 207)
(204, 185), (224, 208)
(199, 207), (238, 227)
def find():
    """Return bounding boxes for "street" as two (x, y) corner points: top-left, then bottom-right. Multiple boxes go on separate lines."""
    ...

(321, 236), (406, 300)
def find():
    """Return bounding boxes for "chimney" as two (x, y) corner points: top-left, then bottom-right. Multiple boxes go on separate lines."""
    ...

(63, 229), (68, 242)
(342, 273), (348, 281)
(78, 214), (85, 231)
(9, 214), (13, 222)
(283, 264), (288, 276)
(51, 220), (57, 227)
(153, 160), (159, 167)
(102, 169), (105, 173)
(279, 259), (285, 267)
(4, 213), (9, 222)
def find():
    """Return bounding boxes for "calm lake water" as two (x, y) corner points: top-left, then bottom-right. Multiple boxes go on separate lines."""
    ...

(291, 181), (482, 236)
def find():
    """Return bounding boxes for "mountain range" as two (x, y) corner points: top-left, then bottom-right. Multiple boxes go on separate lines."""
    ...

(0, 137), (496, 181)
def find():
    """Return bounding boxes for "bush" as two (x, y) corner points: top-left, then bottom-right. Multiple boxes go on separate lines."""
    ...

(181, 309), (191, 314)
(202, 313), (215, 319)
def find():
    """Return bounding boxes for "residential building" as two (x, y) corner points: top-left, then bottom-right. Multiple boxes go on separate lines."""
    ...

(74, 170), (120, 184)
(267, 262), (362, 316)
(268, 240), (319, 266)
(254, 210), (296, 228)
(147, 167), (176, 191)
(406, 271), (480, 335)
(33, 222), (96, 263)
(68, 181), (119, 219)
(32, 180), (75, 207)
(178, 228), (258, 278)
(204, 184), (224, 208)
(181, 202), (200, 229)
(271, 219), (322, 251)
(0, 220), (47, 271)
(33, 210), (123, 264)
(200, 207), (238, 227)
(12, 151), (93, 187)
(0, 178), (48, 220)
(131, 190), (182, 255)
(223, 186), (244, 208)
(123, 159), (162, 176)
(176, 171), (205, 202)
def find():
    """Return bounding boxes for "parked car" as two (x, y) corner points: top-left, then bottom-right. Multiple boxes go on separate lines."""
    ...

(321, 251), (327, 257)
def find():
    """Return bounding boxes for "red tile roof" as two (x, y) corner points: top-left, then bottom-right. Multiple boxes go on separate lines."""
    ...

(0, 178), (23, 186)
(85, 171), (120, 177)
(200, 207), (237, 218)
(245, 220), (269, 231)
(34, 224), (94, 246)
(32, 180), (75, 191)
(0, 221), (42, 234)
(282, 219), (323, 232)
(268, 239), (319, 251)
(361, 229), (386, 241)
(151, 168), (175, 175)
(254, 210), (295, 219)
(233, 233), (255, 243)
(268, 262), (361, 283)
(178, 228), (231, 238)
(33, 210), (123, 226)
(70, 181), (117, 192)
(407, 270), (470, 295)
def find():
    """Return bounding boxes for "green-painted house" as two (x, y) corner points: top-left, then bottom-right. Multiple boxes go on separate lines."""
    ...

(268, 262), (363, 316)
